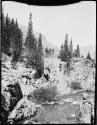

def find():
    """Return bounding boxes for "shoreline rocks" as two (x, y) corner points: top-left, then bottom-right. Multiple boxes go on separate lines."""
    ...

(8, 98), (36, 124)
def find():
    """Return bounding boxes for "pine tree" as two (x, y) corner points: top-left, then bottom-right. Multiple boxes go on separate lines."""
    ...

(36, 34), (44, 77)
(45, 48), (48, 56)
(59, 34), (69, 62)
(25, 13), (36, 67)
(3, 14), (11, 55)
(73, 49), (77, 57)
(76, 45), (80, 57)
(37, 34), (43, 62)
(15, 26), (23, 61)
(69, 39), (73, 58)
(11, 18), (23, 62)
(25, 13), (35, 56)
(64, 34), (69, 54)
(38, 34), (44, 64)
(45, 48), (49, 57)
(1, 6), (5, 53)
(61, 43), (64, 50)
(38, 34), (42, 51)
(49, 49), (51, 56)
(86, 52), (91, 60)
(63, 34), (69, 62)
(59, 43), (64, 61)
(11, 18), (16, 58)
(52, 49), (54, 55)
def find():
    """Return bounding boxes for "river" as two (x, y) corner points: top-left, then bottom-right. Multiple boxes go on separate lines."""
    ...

(16, 93), (84, 124)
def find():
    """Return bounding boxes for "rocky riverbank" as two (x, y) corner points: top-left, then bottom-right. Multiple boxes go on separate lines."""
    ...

(1, 54), (95, 124)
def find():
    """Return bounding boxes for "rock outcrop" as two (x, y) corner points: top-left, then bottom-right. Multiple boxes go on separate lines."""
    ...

(1, 54), (95, 124)
(1, 56), (37, 124)
(78, 93), (94, 123)
(8, 98), (36, 123)
(1, 82), (23, 124)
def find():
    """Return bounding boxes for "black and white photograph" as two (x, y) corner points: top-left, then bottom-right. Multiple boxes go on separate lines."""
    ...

(1, 1), (96, 124)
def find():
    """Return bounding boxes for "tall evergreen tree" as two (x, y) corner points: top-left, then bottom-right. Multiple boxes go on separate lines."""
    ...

(69, 38), (73, 58)
(25, 13), (35, 56)
(76, 45), (80, 57)
(86, 52), (91, 60)
(52, 49), (54, 55)
(59, 34), (70, 62)
(37, 34), (44, 73)
(61, 43), (64, 50)
(64, 33), (69, 54)
(59, 43), (64, 61)
(38, 34), (42, 51)
(1, 6), (5, 53)
(11, 18), (23, 62)
(14, 26), (23, 61)
(34, 34), (44, 77)
(63, 33), (69, 61)
(3, 14), (10, 55)
(10, 18), (15, 56)
(25, 13), (37, 67)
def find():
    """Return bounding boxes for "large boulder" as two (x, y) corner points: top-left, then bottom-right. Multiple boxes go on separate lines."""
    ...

(1, 82), (23, 124)
(7, 82), (23, 111)
(78, 93), (94, 124)
(8, 98), (36, 123)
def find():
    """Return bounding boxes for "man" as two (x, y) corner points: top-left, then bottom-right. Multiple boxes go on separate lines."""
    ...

(44, 67), (50, 81)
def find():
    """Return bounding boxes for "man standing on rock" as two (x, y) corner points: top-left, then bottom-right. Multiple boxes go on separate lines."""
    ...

(43, 67), (50, 81)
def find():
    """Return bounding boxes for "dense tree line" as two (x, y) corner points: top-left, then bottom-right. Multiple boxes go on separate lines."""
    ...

(25, 13), (44, 77)
(1, 7), (23, 62)
(2, 8), (44, 76)
(59, 33), (80, 62)
(45, 48), (54, 57)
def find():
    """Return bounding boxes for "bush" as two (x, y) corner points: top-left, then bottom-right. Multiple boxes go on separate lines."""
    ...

(71, 81), (82, 90)
(30, 85), (57, 104)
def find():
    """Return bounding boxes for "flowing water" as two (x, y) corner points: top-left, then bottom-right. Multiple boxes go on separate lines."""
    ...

(16, 58), (94, 124)
(17, 93), (83, 124)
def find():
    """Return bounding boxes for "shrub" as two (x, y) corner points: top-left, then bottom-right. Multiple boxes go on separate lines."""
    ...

(30, 85), (57, 104)
(71, 81), (82, 90)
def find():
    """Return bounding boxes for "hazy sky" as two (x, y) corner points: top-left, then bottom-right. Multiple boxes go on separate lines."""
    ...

(2, 1), (96, 48)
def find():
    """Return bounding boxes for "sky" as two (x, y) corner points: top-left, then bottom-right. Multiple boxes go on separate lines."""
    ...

(2, 1), (96, 48)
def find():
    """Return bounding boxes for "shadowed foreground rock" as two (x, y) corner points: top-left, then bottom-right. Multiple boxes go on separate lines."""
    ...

(1, 54), (95, 124)
(1, 82), (23, 124)
(8, 98), (36, 124)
